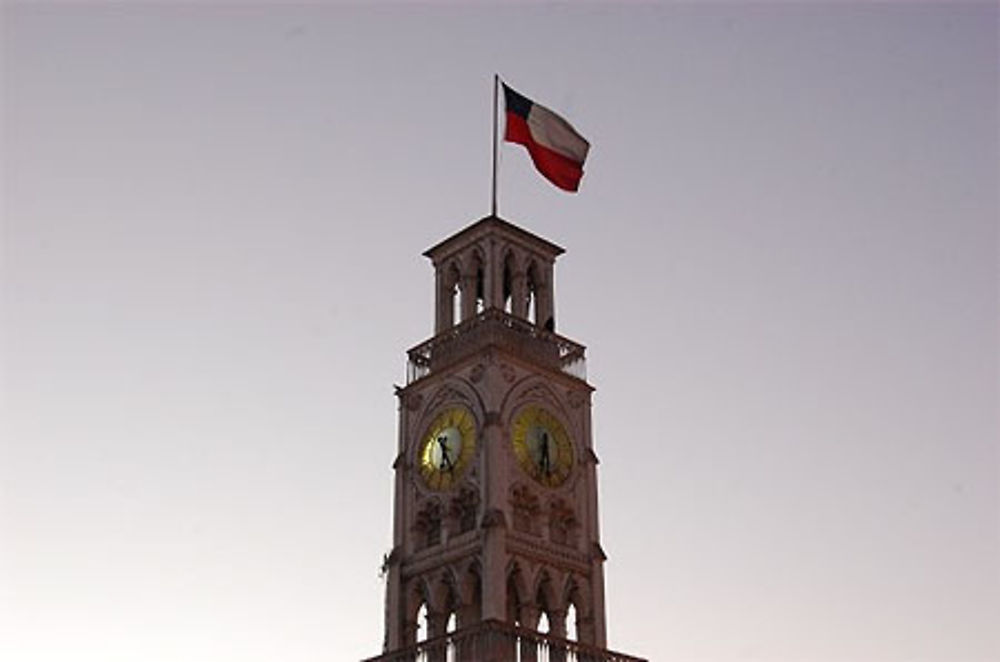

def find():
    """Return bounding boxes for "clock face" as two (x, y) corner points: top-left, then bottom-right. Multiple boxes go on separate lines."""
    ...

(511, 405), (574, 488)
(418, 406), (477, 491)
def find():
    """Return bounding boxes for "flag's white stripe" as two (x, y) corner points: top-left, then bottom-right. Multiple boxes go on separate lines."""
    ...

(526, 104), (590, 163)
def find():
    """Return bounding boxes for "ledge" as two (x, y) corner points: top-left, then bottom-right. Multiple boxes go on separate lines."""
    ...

(406, 309), (587, 385)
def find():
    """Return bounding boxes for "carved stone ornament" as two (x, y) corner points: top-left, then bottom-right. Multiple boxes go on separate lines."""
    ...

(548, 498), (577, 546)
(470, 363), (485, 383)
(480, 507), (507, 529)
(425, 385), (470, 414)
(510, 483), (541, 535)
(518, 383), (559, 411)
(414, 499), (444, 548)
(567, 389), (587, 409)
(449, 487), (480, 534)
(500, 363), (516, 384)
(405, 392), (424, 411)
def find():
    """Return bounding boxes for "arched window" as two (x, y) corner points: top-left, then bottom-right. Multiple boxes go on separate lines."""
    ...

(566, 603), (578, 641)
(449, 262), (463, 326)
(506, 568), (524, 626)
(534, 572), (554, 634)
(471, 252), (485, 315)
(526, 262), (540, 324)
(460, 564), (482, 626)
(502, 252), (516, 314)
(416, 602), (429, 642)
(446, 612), (458, 662)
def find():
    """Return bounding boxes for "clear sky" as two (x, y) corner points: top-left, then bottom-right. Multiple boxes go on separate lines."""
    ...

(2, 1), (997, 661)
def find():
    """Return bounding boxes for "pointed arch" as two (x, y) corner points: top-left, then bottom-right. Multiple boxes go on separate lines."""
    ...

(445, 259), (463, 326)
(429, 566), (460, 615)
(505, 560), (529, 625)
(457, 558), (482, 628)
(532, 566), (559, 616)
(501, 249), (518, 314)
(537, 611), (551, 634)
(525, 259), (541, 324)
(458, 558), (482, 605)
(415, 602), (429, 643)
(499, 376), (572, 425)
(405, 575), (433, 645)
(562, 573), (593, 644)
(468, 248), (486, 315)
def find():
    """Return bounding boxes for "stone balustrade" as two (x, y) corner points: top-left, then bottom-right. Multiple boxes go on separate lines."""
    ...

(406, 309), (587, 385)
(362, 619), (645, 662)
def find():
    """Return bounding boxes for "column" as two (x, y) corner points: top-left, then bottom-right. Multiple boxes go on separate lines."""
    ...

(519, 606), (541, 662)
(480, 412), (508, 623)
(548, 609), (568, 662)
(460, 274), (477, 321)
(533, 261), (551, 330)
(511, 272), (528, 319)
(426, 610), (448, 662)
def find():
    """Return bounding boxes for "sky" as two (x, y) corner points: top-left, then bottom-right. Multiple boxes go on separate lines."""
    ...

(2, 1), (998, 661)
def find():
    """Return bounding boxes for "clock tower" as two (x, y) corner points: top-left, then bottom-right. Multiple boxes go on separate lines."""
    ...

(365, 216), (643, 662)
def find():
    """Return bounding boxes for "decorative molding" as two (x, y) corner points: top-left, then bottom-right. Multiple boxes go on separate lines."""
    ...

(547, 497), (578, 547)
(505, 538), (591, 575)
(480, 507), (507, 530)
(510, 482), (541, 536)
(425, 385), (470, 413)
(567, 389), (588, 409)
(449, 487), (480, 535)
(401, 543), (482, 580)
(517, 382), (563, 414)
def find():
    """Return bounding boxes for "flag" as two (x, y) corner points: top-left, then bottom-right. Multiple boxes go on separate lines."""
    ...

(502, 83), (590, 192)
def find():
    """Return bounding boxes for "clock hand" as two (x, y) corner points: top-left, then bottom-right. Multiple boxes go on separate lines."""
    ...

(539, 431), (551, 475)
(437, 435), (454, 471)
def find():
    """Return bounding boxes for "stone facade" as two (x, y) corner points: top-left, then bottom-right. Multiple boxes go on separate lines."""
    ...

(367, 217), (641, 662)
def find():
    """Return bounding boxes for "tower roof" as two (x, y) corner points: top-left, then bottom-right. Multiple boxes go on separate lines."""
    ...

(422, 215), (565, 264)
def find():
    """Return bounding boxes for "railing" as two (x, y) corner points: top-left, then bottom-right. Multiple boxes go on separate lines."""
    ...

(406, 309), (587, 385)
(363, 619), (645, 662)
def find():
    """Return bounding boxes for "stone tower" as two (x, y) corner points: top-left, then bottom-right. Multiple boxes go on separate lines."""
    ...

(365, 216), (643, 662)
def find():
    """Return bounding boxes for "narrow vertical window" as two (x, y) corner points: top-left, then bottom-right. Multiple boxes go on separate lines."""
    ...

(416, 602), (428, 642)
(526, 262), (539, 324)
(503, 252), (515, 314)
(446, 262), (462, 326)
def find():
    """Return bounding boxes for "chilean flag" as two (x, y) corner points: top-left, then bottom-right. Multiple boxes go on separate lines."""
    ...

(502, 83), (590, 192)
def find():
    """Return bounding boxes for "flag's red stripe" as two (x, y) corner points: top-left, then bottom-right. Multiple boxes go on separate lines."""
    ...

(505, 111), (584, 192)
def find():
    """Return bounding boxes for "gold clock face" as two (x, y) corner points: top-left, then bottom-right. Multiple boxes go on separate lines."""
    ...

(511, 406), (574, 488)
(418, 406), (477, 491)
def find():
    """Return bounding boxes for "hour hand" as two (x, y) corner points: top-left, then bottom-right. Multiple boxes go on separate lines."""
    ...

(437, 436), (454, 471)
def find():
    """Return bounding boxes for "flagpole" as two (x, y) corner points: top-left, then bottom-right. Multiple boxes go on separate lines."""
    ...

(491, 73), (499, 218)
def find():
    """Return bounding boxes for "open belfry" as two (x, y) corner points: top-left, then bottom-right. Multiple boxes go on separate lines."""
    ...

(364, 216), (643, 662)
